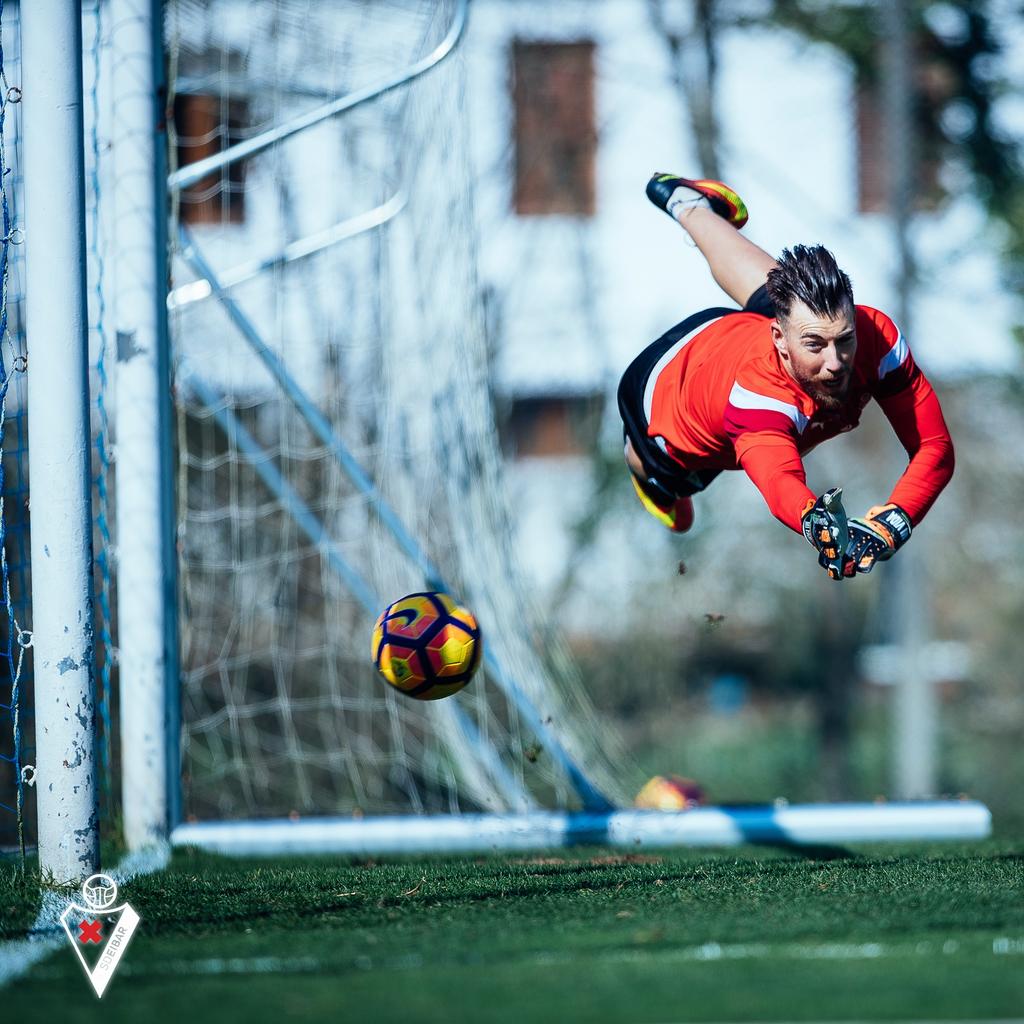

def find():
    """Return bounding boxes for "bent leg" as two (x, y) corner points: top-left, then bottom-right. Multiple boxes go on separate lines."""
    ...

(623, 438), (695, 534)
(676, 205), (779, 308)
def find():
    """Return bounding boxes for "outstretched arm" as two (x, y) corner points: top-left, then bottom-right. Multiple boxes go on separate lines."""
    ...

(835, 383), (952, 576)
(877, 381), (955, 524)
(738, 432), (883, 580)
(859, 306), (955, 524)
(734, 432), (815, 533)
(738, 436), (857, 579)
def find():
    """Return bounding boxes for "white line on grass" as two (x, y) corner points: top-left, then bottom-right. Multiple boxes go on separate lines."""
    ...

(27, 933), (1024, 983)
(0, 841), (170, 989)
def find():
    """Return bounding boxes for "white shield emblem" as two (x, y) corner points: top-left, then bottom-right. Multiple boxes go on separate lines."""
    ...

(60, 873), (140, 997)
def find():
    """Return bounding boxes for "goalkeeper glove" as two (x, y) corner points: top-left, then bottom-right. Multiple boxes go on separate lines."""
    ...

(801, 487), (855, 581)
(845, 504), (912, 574)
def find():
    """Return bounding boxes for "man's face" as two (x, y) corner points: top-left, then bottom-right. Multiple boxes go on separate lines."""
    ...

(771, 299), (856, 410)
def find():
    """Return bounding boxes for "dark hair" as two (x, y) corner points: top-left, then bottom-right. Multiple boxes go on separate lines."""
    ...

(765, 244), (853, 321)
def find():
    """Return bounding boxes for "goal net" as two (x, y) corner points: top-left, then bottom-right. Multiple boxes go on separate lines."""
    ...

(166, 0), (634, 827)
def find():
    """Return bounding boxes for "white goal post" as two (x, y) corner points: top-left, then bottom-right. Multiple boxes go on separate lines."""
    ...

(109, 0), (175, 855)
(22, 0), (100, 884)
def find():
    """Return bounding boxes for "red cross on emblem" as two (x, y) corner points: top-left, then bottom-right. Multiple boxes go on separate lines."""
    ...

(78, 919), (103, 944)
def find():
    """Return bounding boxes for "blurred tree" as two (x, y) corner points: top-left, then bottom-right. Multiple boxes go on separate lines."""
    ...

(741, 0), (1024, 303)
(648, 0), (722, 178)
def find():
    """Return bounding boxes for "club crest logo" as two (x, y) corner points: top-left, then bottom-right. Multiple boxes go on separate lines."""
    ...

(59, 873), (140, 997)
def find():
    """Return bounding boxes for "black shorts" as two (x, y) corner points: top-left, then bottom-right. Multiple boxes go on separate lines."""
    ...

(617, 285), (776, 501)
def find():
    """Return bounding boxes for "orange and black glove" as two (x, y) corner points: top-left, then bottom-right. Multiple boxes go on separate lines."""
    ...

(801, 488), (855, 581)
(845, 504), (912, 574)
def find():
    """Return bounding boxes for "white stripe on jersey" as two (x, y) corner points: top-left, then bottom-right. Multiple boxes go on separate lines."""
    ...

(643, 316), (725, 422)
(727, 382), (810, 433)
(878, 329), (909, 379)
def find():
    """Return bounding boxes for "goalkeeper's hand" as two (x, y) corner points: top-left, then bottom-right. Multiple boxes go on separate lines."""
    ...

(801, 487), (855, 581)
(845, 504), (912, 574)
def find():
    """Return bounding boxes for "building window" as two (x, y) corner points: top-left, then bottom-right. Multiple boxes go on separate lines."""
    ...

(856, 75), (944, 214)
(512, 41), (596, 216)
(174, 93), (250, 225)
(501, 395), (603, 458)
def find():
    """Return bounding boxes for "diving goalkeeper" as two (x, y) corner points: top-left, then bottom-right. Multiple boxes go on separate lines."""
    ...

(619, 173), (954, 580)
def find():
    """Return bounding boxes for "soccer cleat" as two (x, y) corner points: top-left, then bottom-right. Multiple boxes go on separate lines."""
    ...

(630, 475), (694, 534)
(646, 172), (749, 229)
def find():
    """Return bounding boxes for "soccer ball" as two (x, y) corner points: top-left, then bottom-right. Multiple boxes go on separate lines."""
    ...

(371, 591), (482, 700)
(634, 775), (705, 811)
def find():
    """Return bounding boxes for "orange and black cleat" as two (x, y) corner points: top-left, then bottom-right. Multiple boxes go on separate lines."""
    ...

(646, 172), (749, 229)
(630, 475), (694, 534)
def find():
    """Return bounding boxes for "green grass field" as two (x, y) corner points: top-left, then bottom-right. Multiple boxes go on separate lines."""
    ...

(3, 840), (1024, 1023)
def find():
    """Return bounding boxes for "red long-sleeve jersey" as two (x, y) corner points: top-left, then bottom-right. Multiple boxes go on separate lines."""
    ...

(645, 305), (954, 532)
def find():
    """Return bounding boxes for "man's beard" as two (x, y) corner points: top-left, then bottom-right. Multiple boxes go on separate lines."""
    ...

(813, 389), (846, 411)
(794, 369), (849, 411)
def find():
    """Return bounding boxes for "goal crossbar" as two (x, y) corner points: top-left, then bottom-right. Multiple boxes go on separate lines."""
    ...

(171, 801), (992, 856)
